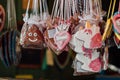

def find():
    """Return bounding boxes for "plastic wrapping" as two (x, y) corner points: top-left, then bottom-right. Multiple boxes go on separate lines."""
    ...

(44, 0), (79, 55)
(20, 22), (45, 49)
(70, 0), (107, 76)
(20, 0), (49, 49)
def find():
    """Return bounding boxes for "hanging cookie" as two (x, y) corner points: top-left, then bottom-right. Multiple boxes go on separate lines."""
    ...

(20, 0), (49, 49)
(70, 0), (106, 76)
(44, 0), (78, 55)
(54, 22), (71, 51)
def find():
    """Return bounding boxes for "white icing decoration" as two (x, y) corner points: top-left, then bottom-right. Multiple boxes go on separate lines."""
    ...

(28, 32), (32, 36)
(33, 32), (38, 37)
(28, 38), (38, 42)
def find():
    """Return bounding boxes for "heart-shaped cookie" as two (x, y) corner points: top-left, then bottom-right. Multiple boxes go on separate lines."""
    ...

(44, 28), (62, 55)
(54, 31), (71, 51)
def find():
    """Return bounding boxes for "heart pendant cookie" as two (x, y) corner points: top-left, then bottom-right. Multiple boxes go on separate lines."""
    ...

(54, 31), (71, 50)
(44, 28), (62, 55)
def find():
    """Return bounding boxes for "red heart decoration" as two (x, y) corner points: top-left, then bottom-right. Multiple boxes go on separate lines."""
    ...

(89, 58), (102, 72)
(90, 33), (102, 49)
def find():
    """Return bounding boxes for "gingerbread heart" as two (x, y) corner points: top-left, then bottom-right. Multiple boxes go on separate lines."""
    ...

(44, 28), (62, 54)
(54, 31), (71, 51)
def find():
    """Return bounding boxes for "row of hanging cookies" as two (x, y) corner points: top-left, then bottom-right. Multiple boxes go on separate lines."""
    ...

(19, 0), (107, 75)
(0, 0), (21, 67)
(18, 0), (120, 76)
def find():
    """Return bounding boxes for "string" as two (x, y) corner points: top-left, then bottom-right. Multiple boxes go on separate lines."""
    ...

(89, 0), (93, 16)
(69, 0), (72, 18)
(64, 0), (66, 20)
(107, 0), (113, 19)
(60, 0), (64, 20)
(42, 0), (46, 14)
(111, 0), (116, 17)
(86, 0), (89, 15)
(52, 0), (76, 21)
(74, 0), (78, 15)
(79, 0), (83, 15)
(56, 1), (60, 18)
(65, 0), (68, 20)
(40, 0), (43, 19)
(7, 0), (11, 30)
(33, 0), (38, 16)
(118, 0), (120, 11)
(83, 0), (86, 14)
(54, 0), (59, 18)
(65, 0), (70, 20)
(57, 0), (60, 18)
(93, 0), (103, 17)
(44, 0), (49, 14)
(68, 0), (72, 19)
(42, 0), (47, 20)
(23, 0), (30, 22)
(95, 0), (99, 15)
(44, 0), (49, 20)
(72, 0), (75, 15)
(102, 0), (116, 41)
(75, 0), (79, 14)
(12, 0), (17, 30)
(51, 0), (56, 18)
(85, 0), (87, 14)
(67, 0), (70, 20)
(7, 0), (17, 30)
(99, 0), (102, 16)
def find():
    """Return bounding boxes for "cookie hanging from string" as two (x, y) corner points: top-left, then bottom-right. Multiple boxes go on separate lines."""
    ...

(20, 0), (49, 49)
(44, 0), (79, 55)
(70, 0), (106, 76)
